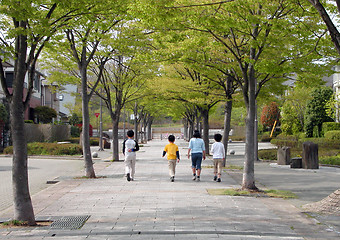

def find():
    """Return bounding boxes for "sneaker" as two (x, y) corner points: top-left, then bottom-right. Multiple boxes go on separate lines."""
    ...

(196, 176), (200, 182)
(213, 176), (217, 181)
(127, 173), (131, 182)
(217, 178), (221, 182)
(192, 175), (196, 181)
(170, 176), (175, 182)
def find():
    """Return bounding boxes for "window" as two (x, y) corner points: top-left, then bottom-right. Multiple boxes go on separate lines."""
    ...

(5, 72), (13, 88)
(33, 73), (40, 92)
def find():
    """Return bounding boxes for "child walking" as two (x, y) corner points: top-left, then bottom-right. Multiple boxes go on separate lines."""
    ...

(122, 130), (139, 181)
(211, 133), (225, 182)
(162, 135), (180, 182)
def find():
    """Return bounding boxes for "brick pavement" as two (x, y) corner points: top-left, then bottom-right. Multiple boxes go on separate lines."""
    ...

(0, 139), (339, 239)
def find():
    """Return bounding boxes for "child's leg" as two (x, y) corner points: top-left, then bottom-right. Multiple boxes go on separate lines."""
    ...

(125, 158), (131, 175)
(131, 156), (136, 179)
(213, 159), (218, 176)
(217, 158), (223, 178)
(168, 160), (176, 177)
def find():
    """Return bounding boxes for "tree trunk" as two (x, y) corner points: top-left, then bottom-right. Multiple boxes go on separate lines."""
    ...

(147, 117), (153, 141)
(81, 66), (96, 178)
(201, 107), (210, 155)
(242, 65), (257, 190)
(11, 30), (35, 225)
(188, 120), (194, 140)
(222, 100), (232, 167)
(111, 114), (120, 161)
(134, 102), (139, 142)
(183, 118), (188, 140)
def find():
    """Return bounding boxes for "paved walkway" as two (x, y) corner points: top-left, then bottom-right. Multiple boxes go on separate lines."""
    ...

(0, 139), (340, 239)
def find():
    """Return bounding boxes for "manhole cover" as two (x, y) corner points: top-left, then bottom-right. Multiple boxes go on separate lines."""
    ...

(50, 215), (90, 229)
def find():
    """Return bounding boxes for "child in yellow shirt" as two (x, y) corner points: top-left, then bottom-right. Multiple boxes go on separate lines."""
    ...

(162, 135), (180, 182)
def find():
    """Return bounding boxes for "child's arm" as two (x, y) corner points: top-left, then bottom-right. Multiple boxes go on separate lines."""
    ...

(176, 151), (180, 162)
(122, 140), (126, 155)
(132, 140), (140, 152)
(162, 151), (166, 157)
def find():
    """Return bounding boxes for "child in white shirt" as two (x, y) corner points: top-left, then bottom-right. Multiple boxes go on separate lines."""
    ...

(210, 133), (225, 182)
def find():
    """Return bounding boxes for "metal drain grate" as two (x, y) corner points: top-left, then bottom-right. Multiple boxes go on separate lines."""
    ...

(50, 215), (90, 229)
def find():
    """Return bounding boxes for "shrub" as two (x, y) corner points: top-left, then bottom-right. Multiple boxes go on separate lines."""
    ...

(324, 130), (340, 140)
(4, 142), (82, 155)
(24, 120), (34, 124)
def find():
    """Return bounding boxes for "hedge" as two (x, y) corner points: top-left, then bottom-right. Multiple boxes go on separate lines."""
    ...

(324, 130), (340, 140)
(68, 137), (100, 146)
(4, 142), (82, 155)
(271, 135), (340, 149)
(322, 122), (340, 133)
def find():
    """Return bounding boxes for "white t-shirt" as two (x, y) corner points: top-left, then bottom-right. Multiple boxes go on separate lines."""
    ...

(211, 142), (225, 159)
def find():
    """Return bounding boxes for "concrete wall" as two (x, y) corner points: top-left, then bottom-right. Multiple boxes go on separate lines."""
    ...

(25, 123), (70, 143)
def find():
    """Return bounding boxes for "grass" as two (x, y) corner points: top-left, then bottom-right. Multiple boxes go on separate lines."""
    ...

(1, 220), (52, 228)
(207, 188), (297, 199)
(2, 220), (26, 226)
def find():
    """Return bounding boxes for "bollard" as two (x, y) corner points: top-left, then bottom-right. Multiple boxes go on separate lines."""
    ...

(290, 157), (302, 168)
(277, 146), (291, 165)
(302, 142), (319, 169)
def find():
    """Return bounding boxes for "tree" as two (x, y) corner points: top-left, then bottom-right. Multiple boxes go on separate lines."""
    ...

(0, 0), (88, 225)
(281, 87), (313, 135)
(305, 87), (334, 137)
(93, 54), (151, 160)
(134, 0), (334, 190)
(46, 0), (131, 176)
(306, 0), (340, 215)
(260, 102), (280, 131)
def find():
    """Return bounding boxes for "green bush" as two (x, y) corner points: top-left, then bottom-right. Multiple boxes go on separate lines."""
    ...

(4, 142), (82, 155)
(324, 130), (340, 140)
(24, 120), (34, 124)
(322, 122), (340, 133)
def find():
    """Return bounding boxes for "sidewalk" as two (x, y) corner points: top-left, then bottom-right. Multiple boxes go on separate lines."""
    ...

(0, 139), (340, 239)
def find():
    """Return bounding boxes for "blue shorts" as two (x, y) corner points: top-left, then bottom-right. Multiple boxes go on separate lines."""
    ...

(191, 153), (203, 170)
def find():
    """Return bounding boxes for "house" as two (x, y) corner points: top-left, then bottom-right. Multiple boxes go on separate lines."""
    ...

(0, 60), (61, 122)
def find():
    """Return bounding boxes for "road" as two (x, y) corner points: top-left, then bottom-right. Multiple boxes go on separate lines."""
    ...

(0, 156), (85, 212)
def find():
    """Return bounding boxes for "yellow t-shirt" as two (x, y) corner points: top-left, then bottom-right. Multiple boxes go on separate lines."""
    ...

(164, 142), (179, 160)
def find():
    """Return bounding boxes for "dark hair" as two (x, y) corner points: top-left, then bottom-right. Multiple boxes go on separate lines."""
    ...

(214, 133), (222, 142)
(127, 130), (134, 137)
(193, 130), (201, 138)
(168, 135), (175, 142)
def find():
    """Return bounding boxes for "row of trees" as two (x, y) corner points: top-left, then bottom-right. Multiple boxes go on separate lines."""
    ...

(0, 0), (339, 225)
